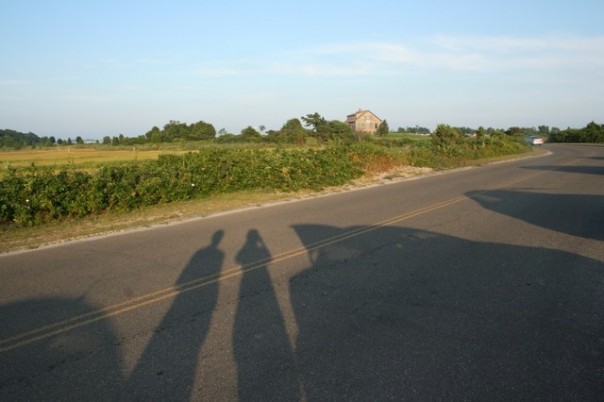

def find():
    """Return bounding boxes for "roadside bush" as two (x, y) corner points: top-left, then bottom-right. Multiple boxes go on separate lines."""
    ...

(0, 146), (364, 226)
(0, 137), (529, 227)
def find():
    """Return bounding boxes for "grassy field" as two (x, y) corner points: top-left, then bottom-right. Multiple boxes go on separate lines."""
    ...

(0, 147), (189, 169)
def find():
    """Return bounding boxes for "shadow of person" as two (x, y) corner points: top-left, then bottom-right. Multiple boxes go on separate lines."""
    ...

(233, 229), (299, 400)
(121, 230), (225, 400)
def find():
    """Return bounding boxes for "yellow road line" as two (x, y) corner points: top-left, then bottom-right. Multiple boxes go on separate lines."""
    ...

(0, 170), (545, 353)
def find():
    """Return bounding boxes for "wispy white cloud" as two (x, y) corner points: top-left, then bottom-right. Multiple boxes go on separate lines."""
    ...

(0, 79), (31, 86)
(196, 66), (243, 76)
(55, 93), (113, 102)
(233, 92), (280, 103)
(134, 57), (175, 65)
(193, 35), (604, 78)
(265, 62), (373, 77)
(428, 34), (604, 70)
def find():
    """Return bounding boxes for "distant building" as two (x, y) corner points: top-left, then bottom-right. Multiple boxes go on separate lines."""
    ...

(346, 109), (382, 134)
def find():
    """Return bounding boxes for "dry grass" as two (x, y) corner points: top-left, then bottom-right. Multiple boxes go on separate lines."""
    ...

(0, 147), (188, 169)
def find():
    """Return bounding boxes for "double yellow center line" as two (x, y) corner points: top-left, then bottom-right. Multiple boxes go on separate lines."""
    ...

(0, 171), (543, 353)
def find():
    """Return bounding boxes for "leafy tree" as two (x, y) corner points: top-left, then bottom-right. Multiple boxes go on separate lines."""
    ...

(102, 136), (111, 145)
(538, 125), (550, 136)
(163, 120), (187, 141)
(401, 125), (431, 134)
(270, 118), (307, 144)
(476, 126), (486, 148)
(584, 121), (604, 142)
(75, 136), (84, 144)
(301, 112), (327, 132)
(145, 126), (162, 143)
(321, 120), (353, 141)
(377, 120), (389, 136)
(0, 129), (42, 148)
(188, 120), (216, 140)
(241, 126), (262, 141)
(431, 124), (461, 152)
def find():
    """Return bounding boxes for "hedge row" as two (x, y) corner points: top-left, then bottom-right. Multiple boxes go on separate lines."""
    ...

(0, 146), (364, 226)
(0, 139), (527, 227)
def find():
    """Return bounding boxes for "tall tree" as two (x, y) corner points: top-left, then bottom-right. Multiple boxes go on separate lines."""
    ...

(241, 126), (261, 141)
(301, 112), (327, 132)
(538, 125), (550, 135)
(279, 118), (308, 144)
(431, 124), (461, 152)
(377, 120), (389, 136)
(188, 120), (216, 140)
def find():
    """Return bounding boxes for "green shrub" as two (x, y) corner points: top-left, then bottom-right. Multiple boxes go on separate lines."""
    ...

(0, 146), (365, 226)
(0, 138), (529, 227)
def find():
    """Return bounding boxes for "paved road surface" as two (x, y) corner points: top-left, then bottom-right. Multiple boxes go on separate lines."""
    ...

(1, 144), (603, 401)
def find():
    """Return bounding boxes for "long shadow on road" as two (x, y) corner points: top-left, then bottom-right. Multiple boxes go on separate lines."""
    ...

(522, 164), (604, 176)
(122, 230), (225, 400)
(0, 297), (123, 400)
(233, 229), (299, 401)
(3, 224), (603, 400)
(469, 190), (604, 241)
(284, 224), (604, 400)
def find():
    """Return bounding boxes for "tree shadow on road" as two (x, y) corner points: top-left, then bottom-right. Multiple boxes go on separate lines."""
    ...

(522, 164), (604, 176)
(4, 223), (604, 400)
(469, 190), (604, 240)
(286, 224), (604, 400)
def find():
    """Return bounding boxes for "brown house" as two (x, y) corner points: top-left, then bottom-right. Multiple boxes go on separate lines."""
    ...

(346, 109), (382, 134)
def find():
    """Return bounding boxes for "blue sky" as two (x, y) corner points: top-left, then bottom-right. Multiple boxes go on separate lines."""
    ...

(1, 0), (603, 139)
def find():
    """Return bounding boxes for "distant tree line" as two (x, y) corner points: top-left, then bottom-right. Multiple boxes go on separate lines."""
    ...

(2, 119), (603, 149)
(1, 129), (53, 149)
(0, 129), (89, 149)
(397, 126), (431, 134)
(548, 121), (604, 143)
(216, 113), (357, 144)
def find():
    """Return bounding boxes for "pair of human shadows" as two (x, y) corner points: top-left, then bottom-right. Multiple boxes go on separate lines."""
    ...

(6, 224), (602, 400)
(124, 229), (299, 400)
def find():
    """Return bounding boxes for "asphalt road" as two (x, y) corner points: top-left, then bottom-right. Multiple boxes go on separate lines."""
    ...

(1, 144), (603, 401)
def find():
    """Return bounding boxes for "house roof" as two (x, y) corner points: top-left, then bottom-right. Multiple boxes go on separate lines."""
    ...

(346, 109), (381, 123)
